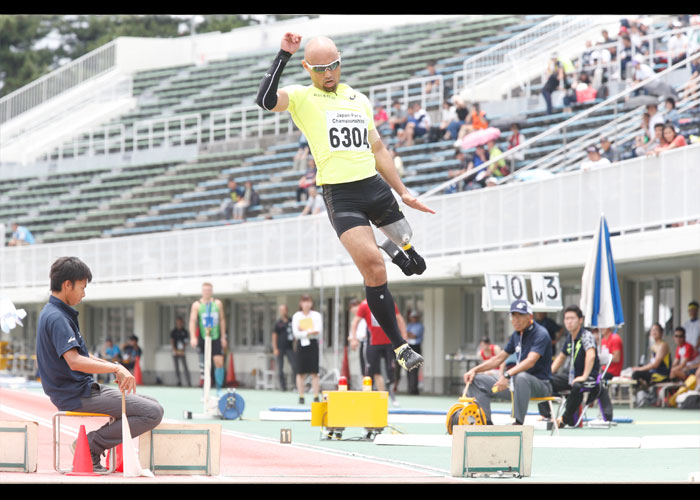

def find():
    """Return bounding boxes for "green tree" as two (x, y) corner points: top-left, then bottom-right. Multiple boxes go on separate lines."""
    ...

(0, 14), (309, 98)
(0, 15), (57, 97)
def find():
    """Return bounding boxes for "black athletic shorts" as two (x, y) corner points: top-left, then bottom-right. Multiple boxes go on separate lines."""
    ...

(366, 342), (395, 383)
(197, 335), (223, 356)
(321, 174), (405, 238)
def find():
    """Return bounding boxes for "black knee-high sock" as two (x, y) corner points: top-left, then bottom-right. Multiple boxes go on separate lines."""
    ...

(365, 282), (405, 350)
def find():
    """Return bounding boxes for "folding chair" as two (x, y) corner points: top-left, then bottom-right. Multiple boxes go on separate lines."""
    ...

(529, 396), (564, 436)
(573, 350), (614, 428)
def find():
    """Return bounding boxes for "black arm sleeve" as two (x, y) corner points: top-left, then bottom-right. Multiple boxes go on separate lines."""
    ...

(255, 49), (293, 111)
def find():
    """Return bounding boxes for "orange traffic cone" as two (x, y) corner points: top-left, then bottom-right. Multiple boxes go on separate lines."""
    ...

(107, 443), (123, 472)
(134, 356), (143, 385)
(66, 424), (99, 476)
(226, 352), (238, 387)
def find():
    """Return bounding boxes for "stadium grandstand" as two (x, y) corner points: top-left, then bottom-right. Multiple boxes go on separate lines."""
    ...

(1, 13), (699, 396)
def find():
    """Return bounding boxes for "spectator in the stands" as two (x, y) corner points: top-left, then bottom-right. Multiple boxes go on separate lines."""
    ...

(646, 102), (665, 138)
(541, 53), (564, 115)
(485, 139), (509, 179)
(569, 71), (597, 111)
(619, 35), (635, 79)
(453, 101), (488, 146)
(297, 156), (317, 202)
(8, 222), (35, 246)
(667, 22), (689, 65)
(431, 99), (457, 142)
(398, 101), (430, 147)
(664, 97), (680, 129)
(649, 123), (687, 156)
(599, 136), (621, 163)
(600, 28), (616, 46)
(233, 181), (259, 221)
(445, 97), (469, 141)
(374, 102), (391, 137)
(628, 23), (645, 54)
(447, 149), (469, 193)
(469, 102), (488, 131)
(688, 16), (700, 57)
(506, 123), (526, 172)
(293, 134), (309, 171)
(629, 55), (654, 94)
(581, 145), (611, 172)
(389, 100), (409, 137)
(636, 121), (666, 157)
(683, 53), (700, 98)
(581, 40), (595, 68)
(299, 185), (326, 216)
(634, 111), (651, 149)
(424, 60), (441, 96)
(222, 178), (245, 220)
(588, 44), (611, 96)
(466, 144), (490, 189)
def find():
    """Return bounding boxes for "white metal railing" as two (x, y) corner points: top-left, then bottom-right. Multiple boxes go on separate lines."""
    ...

(526, 21), (695, 101)
(42, 113), (203, 162)
(0, 145), (697, 290)
(132, 113), (202, 151)
(53, 123), (127, 159)
(0, 41), (117, 124)
(369, 74), (445, 114)
(209, 105), (296, 143)
(515, 52), (700, 176)
(422, 50), (699, 199)
(452, 15), (595, 95)
(14, 17), (695, 166)
(22, 17), (585, 163)
(0, 74), (132, 145)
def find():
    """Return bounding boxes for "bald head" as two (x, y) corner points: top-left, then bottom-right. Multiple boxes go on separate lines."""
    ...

(302, 36), (341, 93)
(304, 36), (339, 64)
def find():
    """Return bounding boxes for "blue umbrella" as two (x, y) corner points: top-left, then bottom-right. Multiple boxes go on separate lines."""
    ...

(580, 215), (625, 328)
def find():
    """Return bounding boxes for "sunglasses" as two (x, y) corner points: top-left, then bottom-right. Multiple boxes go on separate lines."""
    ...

(305, 56), (341, 73)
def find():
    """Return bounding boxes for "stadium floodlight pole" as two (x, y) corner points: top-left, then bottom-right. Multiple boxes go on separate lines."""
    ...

(419, 53), (697, 200)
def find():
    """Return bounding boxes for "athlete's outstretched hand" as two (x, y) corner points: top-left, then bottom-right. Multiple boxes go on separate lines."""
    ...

(401, 192), (436, 214)
(281, 32), (302, 55)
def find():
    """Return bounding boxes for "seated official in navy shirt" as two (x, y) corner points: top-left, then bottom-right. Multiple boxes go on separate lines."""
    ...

(36, 257), (163, 473)
(464, 299), (553, 425)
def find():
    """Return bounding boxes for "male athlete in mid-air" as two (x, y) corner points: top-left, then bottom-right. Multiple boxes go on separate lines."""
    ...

(255, 32), (435, 372)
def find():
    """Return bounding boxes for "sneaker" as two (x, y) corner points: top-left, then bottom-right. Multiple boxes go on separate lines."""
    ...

(298, 397), (305, 405)
(91, 453), (108, 473)
(405, 247), (426, 275)
(391, 251), (415, 276)
(395, 343), (423, 372)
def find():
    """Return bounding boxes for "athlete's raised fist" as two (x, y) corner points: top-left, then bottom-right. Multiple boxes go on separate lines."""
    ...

(281, 32), (302, 54)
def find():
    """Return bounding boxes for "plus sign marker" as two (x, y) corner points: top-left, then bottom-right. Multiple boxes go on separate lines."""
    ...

(482, 272), (562, 313)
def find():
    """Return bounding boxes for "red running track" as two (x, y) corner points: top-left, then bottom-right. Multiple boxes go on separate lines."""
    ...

(0, 388), (454, 483)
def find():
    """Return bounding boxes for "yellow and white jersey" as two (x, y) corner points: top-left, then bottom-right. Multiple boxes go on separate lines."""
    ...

(285, 83), (377, 186)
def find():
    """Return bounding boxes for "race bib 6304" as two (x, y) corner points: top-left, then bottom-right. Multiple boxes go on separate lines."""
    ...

(326, 110), (371, 151)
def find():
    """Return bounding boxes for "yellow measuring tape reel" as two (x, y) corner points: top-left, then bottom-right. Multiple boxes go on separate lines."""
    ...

(446, 383), (487, 434)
